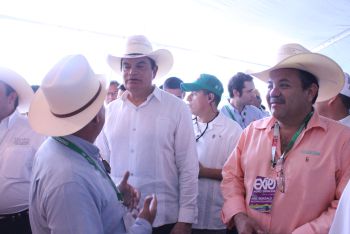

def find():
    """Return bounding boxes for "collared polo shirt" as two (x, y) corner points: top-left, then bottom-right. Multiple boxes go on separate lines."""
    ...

(221, 104), (266, 128)
(221, 111), (350, 233)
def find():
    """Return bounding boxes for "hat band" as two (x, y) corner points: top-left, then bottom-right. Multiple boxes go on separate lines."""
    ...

(51, 83), (102, 118)
(127, 53), (145, 56)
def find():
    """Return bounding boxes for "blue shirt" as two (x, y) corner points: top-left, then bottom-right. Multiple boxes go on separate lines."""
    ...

(29, 135), (151, 234)
(221, 104), (266, 128)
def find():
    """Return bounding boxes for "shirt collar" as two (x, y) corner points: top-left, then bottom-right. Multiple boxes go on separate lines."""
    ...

(253, 110), (327, 132)
(121, 85), (161, 103)
(63, 135), (100, 159)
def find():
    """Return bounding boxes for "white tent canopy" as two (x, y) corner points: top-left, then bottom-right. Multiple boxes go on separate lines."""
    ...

(1, 0), (349, 99)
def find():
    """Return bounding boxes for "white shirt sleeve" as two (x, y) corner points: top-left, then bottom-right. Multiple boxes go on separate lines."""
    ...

(329, 180), (350, 234)
(173, 103), (199, 223)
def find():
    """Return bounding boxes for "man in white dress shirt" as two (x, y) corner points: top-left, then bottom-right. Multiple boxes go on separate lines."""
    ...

(0, 68), (45, 234)
(96, 35), (199, 234)
(181, 74), (242, 234)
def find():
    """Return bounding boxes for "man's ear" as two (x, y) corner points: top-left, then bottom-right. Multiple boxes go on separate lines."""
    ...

(8, 91), (18, 105)
(92, 111), (103, 125)
(152, 66), (158, 79)
(208, 93), (214, 103)
(307, 83), (319, 103)
(232, 89), (239, 98)
(328, 96), (338, 105)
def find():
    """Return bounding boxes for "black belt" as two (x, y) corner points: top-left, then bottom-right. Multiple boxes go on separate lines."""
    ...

(0, 210), (29, 221)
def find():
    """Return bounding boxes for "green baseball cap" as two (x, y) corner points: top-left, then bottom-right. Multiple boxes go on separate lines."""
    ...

(181, 74), (224, 97)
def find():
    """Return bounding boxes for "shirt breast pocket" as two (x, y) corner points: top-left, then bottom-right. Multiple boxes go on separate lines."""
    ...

(155, 117), (174, 142)
(1, 146), (34, 179)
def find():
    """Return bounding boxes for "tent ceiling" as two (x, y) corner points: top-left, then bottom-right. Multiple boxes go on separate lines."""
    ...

(1, 0), (349, 86)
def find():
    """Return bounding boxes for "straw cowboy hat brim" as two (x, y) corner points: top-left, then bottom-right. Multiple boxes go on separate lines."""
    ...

(252, 53), (344, 102)
(29, 55), (107, 137)
(107, 35), (173, 79)
(107, 49), (173, 78)
(0, 68), (34, 113)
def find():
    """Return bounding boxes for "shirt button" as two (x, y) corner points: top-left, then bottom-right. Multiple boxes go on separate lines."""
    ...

(132, 128), (136, 131)
(130, 149), (134, 153)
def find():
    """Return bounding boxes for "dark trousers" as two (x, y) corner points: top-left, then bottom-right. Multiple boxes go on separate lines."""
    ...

(192, 228), (227, 234)
(152, 223), (176, 234)
(0, 210), (32, 234)
(226, 227), (238, 234)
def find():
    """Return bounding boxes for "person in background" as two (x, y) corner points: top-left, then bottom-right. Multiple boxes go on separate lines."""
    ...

(221, 43), (350, 233)
(28, 54), (157, 234)
(96, 35), (198, 234)
(106, 80), (120, 104)
(117, 83), (127, 99)
(221, 72), (265, 128)
(251, 89), (270, 117)
(181, 74), (242, 234)
(163, 76), (185, 99)
(315, 72), (350, 127)
(0, 68), (45, 234)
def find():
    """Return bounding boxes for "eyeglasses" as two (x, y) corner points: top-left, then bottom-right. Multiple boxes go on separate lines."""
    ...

(274, 158), (285, 193)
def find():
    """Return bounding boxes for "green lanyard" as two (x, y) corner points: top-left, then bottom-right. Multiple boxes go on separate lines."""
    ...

(53, 136), (123, 202)
(271, 111), (313, 167)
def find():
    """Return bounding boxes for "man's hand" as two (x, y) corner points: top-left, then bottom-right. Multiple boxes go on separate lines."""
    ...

(233, 213), (266, 234)
(138, 194), (157, 224)
(170, 222), (191, 234)
(117, 171), (140, 210)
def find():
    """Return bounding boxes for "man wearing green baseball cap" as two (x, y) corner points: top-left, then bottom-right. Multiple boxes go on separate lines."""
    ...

(181, 74), (242, 234)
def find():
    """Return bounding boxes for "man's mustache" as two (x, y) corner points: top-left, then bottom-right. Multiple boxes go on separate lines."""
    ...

(268, 96), (286, 104)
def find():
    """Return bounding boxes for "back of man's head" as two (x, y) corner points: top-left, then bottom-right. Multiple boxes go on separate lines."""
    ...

(163, 77), (183, 89)
(163, 77), (185, 99)
(228, 72), (253, 98)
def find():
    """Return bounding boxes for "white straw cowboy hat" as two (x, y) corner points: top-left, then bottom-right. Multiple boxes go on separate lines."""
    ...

(0, 67), (34, 113)
(29, 54), (106, 136)
(107, 35), (174, 78)
(252, 43), (344, 102)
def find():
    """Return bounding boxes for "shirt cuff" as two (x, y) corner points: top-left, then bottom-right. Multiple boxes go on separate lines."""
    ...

(292, 223), (315, 234)
(178, 207), (197, 224)
(221, 198), (246, 224)
(134, 218), (152, 233)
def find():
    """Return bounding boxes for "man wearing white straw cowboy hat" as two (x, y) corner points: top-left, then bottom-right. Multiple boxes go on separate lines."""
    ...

(0, 67), (45, 234)
(96, 35), (199, 234)
(28, 54), (157, 234)
(221, 43), (350, 234)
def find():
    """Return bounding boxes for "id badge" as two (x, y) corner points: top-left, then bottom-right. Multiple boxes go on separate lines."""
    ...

(248, 176), (277, 213)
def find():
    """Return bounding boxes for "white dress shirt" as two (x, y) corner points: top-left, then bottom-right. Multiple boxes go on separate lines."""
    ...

(0, 111), (45, 214)
(329, 180), (350, 234)
(192, 112), (242, 230)
(96, 87), (199, 227)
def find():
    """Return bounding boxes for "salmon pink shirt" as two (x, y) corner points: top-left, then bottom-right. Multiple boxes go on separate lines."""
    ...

(221, 111), (350, 234)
